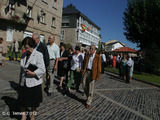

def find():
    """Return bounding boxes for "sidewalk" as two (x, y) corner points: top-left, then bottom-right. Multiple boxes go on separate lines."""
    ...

(0, 61), (160, 120)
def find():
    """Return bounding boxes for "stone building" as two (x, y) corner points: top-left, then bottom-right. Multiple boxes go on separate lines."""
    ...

(0, 0), (63, 45)
(61, 4), (101, 48)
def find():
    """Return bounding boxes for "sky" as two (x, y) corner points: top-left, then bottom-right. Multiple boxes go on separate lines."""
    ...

(63, 0), (139, 50)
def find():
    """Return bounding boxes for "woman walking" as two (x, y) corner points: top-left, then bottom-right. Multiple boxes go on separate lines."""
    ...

(57, 42), (69, 90)
(18, 37), (45, 120)
(0, 38), (7, 66)
(66, 46), (83, 92)
(120, 55), (127, 79)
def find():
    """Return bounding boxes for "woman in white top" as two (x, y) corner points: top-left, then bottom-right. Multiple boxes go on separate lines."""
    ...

(66, 46), (83, 92)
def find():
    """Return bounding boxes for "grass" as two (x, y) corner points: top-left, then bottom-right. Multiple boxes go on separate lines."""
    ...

(105, 67), (160, 85)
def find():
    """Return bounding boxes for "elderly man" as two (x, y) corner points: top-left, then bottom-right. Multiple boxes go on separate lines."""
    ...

(82, 45), (101, 109)
(32, 33), (50, 68)
(126, 53), (133, 84)
(32, 33), (50, 97)
(10, 38), (19, 61)
(46, 35), (60, 96)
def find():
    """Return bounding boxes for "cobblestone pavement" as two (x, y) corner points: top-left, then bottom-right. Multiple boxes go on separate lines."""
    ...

(0, 61), (160, 120)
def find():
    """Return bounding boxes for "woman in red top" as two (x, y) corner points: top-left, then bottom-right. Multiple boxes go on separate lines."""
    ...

(112, 55), (116, 68)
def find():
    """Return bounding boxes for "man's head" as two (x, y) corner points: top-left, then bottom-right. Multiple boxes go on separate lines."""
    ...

(127, 53), (131, 59)
(90, 45), (96, 55)
(13, 38), (16, 42)
(32, 33), (40, 45)
(48, 35), (55, 44)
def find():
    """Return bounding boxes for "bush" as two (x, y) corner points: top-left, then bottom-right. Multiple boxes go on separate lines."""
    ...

(145, 43), (160, 75)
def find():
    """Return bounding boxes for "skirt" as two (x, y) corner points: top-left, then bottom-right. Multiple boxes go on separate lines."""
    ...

(0, 53), (5, 60)
(18, 84), (42, 108)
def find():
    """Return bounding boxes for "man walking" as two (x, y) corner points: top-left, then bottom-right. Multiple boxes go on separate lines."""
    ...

(32, 33), (50, 97)
(10, 39), (19, 61)
(32, 33), (50, 68)
(82, 45), (101, 109)
(126, 53), (133, 83)
(46, 35), (60, 96)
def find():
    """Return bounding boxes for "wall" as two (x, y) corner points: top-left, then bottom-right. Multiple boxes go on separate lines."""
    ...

(0, 0), (63, 45)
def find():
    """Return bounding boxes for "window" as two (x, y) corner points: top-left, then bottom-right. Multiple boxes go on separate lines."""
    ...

(62, 16), (69, 27)
(53, 0), (57, 8)
(62, 23), (69, 27)
(27, 6), (32, 18)
(41, 14), (45, 23)
(6, 27), (13, 42)
(52, 17), (55, 27)
(9, 4), (15, 15)
(23, 31), (33, 38)
(61, 30), (65, 40)
(40, 35), (44, 42)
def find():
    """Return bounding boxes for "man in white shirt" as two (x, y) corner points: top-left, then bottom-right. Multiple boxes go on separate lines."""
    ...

(82, 45), (101, 109)
(126, 53), (133, 83)
(46, 35), (60, 96)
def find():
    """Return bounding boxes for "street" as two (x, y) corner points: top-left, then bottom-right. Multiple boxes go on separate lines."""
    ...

(0, 61), (160, 120)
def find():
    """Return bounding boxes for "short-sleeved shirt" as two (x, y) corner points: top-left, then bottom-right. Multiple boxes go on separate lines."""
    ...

(47, 43), (60, 60)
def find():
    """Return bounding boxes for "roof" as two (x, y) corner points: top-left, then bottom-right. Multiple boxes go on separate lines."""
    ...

(112, 47), (138, 53)
(105, 40), (125, 46)
(63, 4), (101, 30)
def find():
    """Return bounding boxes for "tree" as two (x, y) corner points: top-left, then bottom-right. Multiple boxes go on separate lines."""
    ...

(123, 0), (160, 50)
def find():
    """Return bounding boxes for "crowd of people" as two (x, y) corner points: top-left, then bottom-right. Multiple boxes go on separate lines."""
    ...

(0, 34), (102, 120)
(0, 34), (144, 119)
(103, 52), (144, 83)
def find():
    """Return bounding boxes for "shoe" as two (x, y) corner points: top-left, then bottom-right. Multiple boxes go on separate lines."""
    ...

(66, 87), (70, 92)
(47, 92), (51, 96)
(76, 89), (83, 93)
(86, 104), (90, 109)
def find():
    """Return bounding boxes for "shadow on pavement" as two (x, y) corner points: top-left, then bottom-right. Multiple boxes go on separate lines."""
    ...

(9, 81), (20, 92)
(106, 73), (126, 83)
(1, 81), (22, 120)
(1, 96), (21, 120)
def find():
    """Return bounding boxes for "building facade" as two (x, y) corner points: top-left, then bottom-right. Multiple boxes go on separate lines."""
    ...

(61, 4), (101, 48)
(0, 0), (63, 45)
(104, 40), (125, 52)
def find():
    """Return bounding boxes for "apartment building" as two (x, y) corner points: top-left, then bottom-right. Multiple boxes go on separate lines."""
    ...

(0, 0), (63, 45)
(61, 4), (101, 48)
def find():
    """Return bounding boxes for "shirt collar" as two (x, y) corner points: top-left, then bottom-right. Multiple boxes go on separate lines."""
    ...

(35, 41), (41, 50)
(90, 52), (95, 57)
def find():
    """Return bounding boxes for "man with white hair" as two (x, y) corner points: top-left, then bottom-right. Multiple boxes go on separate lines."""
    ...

(32, 33), (50, 97)
(82, 45), (101, 109)
(126, 53), (133, 83)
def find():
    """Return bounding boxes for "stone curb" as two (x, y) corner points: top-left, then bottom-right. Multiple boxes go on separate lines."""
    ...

(105, 70), (160, 88)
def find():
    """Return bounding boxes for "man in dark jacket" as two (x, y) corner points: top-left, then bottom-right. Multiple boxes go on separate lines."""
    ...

(32, 33), (50, 96)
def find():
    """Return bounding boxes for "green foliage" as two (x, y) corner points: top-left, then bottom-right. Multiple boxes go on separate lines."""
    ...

(18, 40), (22, 51)
(123, 0), (160, 50)
(105, 67), (160, 85)
(97, 42), (101, 53)
(145, 43), (160, 74)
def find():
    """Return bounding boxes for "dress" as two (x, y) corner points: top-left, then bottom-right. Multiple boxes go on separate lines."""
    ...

(18, 50), (45, 108)
(0, 44), (5, 60)
(121, 59), (127, 76)
(112, 56), (116, 68)
(18, 84), (42, 108)
(58, 50), (69, 77)
(129, 60), (134, 77)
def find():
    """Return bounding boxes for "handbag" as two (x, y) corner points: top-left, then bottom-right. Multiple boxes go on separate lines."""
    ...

(63, 61), (68, 69)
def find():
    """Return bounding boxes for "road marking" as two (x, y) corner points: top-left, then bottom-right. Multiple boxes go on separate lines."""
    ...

(95, 91), (152, 120)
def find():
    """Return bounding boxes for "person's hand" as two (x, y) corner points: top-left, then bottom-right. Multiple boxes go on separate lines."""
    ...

(59, 58), (63, 61)
(26, 69), (35, 76)
(54, 65), (57, 71)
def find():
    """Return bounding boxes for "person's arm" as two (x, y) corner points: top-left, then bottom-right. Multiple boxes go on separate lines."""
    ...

(96, 55), (102, 81)
(44, 45), (50, 67)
